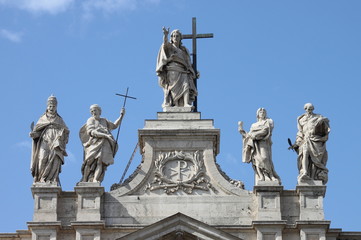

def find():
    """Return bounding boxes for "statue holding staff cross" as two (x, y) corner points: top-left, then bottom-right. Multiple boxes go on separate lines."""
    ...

(156, 18), (213, 112)
(79, 88), (136, 183)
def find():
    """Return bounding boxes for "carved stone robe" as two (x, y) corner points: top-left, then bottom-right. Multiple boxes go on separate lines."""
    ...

(31, 113), (69, 183)
(296, 113), (330, 183)
(79, 117), (117, 182)
(156, 42), (197, 106)
(242, 118), (280, 182)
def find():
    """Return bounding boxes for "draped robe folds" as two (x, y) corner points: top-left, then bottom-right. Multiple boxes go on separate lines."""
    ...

(80, 117), (118, 182)
(242, 119), (280, 182)
(31, 113), (69, 183)
(296, 113), (330, 184)
(156, 42), (197, 106)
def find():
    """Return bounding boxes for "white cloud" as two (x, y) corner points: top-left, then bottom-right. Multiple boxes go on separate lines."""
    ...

(82, 0), (137, 21)
(226, 153), (238, 164)
(14, 140), (32, 149)
(0, 0), (160, 19)
(0, 0), (74, 15)
(0, 29), (22, 42)
(64, 150), (78, 166)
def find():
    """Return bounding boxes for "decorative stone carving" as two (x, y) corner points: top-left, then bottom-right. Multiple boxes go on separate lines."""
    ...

(289, 103), (330, 184)
(29, 95), (69, 184)
(238, 108), (281, 185)
(156, 27), (197, 110)
(110, 164), (142, 191)
(216, 163), (245, 189)
(79, 105), (125, 183)
(145, 151), (215, 194)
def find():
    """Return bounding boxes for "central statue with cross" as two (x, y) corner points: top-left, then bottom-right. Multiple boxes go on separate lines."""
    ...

(156, 18), (213, 112)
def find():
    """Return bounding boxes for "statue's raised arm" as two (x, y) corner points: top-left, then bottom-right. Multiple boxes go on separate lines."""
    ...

(156, 28), (197, 111)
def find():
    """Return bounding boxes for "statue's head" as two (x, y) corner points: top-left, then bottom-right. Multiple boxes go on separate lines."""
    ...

(304, 103), (314, 114)
(170, 29), (182, 45)
(256, 108), (267, 120)
(90, 104), (102, 117)
(46, 95), (58, 114)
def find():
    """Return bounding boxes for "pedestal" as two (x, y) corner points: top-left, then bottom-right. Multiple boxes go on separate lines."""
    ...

(296, 182), (326, 221)
(296, 221), (330, 240)
(71, 222), (104, 240)
(253, 221), (287, 240)
(31, 183), (61, 222)
(74, 182), (104, 222)
(28, 222), (61, 240)
(136, 112), (221, 195)
(254, 185), (283, 221)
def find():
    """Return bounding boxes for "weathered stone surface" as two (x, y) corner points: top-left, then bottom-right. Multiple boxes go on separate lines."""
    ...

(79, 105), (125, 183)
(238, 108), (281, 185)
(29, 96), (69, 185)
(5, 109), (359, 240)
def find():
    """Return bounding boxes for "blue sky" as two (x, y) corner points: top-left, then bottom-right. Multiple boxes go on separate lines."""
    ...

(1, 0), (361, 233)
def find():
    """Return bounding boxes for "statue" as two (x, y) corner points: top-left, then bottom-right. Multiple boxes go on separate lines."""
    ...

(29, 95), (69, 184)
(289, 103), (330, 184)
(238, 108), (281, 185)
(79, 104), (125, 183)
(156, 27), (198, 109)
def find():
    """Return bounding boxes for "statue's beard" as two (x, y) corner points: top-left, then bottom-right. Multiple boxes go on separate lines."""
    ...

(46, 111), (57, 119)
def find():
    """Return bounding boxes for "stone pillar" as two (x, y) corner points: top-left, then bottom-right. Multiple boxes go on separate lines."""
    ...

(28, 183), (62, 240)
(253, 222), (286, 240)
(28, 223), (61, 240)
(296, 221), (330, 240)
(74, 182), (104, 222)
(253, 185), (285, 240)
(72, 222), (104, 240)
(72, 182), (105, 240)
(296, 183), (326, 221)
(296, 183), (328, 240)
(254, 185), (283, 221)
(31, 184), (61, 222)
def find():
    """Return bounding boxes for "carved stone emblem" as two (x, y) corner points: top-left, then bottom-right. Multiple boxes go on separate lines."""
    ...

(145, 151), (215, 194)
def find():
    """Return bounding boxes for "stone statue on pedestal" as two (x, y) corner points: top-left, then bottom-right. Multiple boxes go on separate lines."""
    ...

(79, 104), (125, 183)
(289, 103), (330, 184)
(238, 108), (281, 185)
(156, 27), (197, 109)
(30, 95), (69, 184)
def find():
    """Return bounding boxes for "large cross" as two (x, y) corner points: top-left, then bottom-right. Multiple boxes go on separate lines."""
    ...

(115, 87), (137, 143)
(182, 17), (213, 112)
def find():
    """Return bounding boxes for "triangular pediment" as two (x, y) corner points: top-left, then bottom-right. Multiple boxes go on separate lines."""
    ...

(117, 212), (243, 240)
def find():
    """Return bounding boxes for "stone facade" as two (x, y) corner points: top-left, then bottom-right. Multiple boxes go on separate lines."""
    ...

(1, 112), (360, 240)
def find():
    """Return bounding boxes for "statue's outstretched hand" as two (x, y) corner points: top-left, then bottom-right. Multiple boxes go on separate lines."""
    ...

(162, 27), (169, 36)
(120, 107), (125, 116)
(29, 131), (40, 139)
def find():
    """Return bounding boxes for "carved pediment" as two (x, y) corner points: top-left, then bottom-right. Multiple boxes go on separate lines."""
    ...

(116, 212), (243, 240)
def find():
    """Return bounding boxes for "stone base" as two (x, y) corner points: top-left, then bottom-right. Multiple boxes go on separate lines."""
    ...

(254, 185), (283, 221)
(31, 185), (61, 222)
(256, 179), (281, 186)
(76, 182), (101, 187)
(297, 179), (323, 186)
(28, 222), (61, 240)
(74, 184), (104, 222)
(157, 112), (201, 120)
(162, 106), (194, 112)
(296, 185), (326, 220)
(32, 182), (58, 187)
